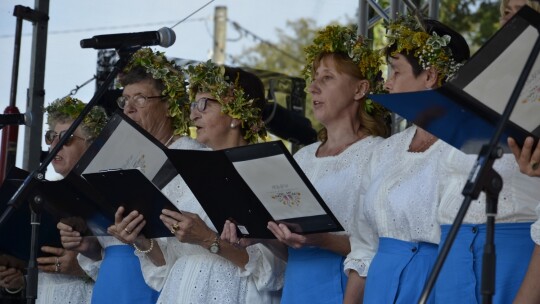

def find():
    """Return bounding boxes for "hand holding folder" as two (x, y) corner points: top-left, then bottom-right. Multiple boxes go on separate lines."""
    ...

(19, 112), (344, 240)
(370, 6), (540, 153)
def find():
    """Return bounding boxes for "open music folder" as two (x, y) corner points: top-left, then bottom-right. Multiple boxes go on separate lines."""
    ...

(370, 6), (540, 153)
(23, 112), (182, 238)
(33, 112), (343, 239)
(166, 141), (344, 238)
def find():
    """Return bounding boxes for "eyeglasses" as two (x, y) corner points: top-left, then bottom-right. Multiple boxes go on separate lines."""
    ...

(190, 97), (218, 112)
(45, 130), (88, 146)
(116, 94), (163, 109)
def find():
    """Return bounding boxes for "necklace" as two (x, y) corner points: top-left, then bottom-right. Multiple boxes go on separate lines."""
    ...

(408, 134), (437, 153)
(164, 134), (175, 147)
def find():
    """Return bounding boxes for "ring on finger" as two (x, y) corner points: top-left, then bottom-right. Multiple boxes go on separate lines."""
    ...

(124, 228), (132, 234)
(531, 162), (539, 171)
(170, 222), (180, 234)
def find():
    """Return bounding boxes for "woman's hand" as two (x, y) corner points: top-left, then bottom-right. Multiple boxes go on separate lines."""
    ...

(0, 266), (24, 290)
(36, 246), (85, 276)
(57, 222), (89, 252)
(267, 221), (309, 249)
(221, 220), (256, 248)
(57, 222), (101, 261)
(107, 206), (146, 244)
(508, 137), (540, 177)
(161, 209), (215, 247)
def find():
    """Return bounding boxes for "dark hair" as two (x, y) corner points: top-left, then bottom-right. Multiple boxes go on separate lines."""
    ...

(386, 19), (471, 82)
(223, 66), (267, 135)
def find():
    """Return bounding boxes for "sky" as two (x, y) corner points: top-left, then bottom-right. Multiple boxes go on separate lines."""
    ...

(0, 0), (360, 179)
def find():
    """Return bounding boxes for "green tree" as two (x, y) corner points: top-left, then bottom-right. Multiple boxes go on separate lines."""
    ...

(230, 18), (318, 77)
(438, 0), (500, 51)
(230, 18), (323, 134)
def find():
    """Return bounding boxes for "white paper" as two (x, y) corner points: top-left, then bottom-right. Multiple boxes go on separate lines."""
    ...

(232, 154), (326, 220)
(464, 26), (540, 132)
(81, 120), (168, 180)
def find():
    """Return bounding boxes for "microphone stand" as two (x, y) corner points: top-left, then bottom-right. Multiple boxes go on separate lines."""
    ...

(0, 47), (139, 304)
(418, 35), (540, 304)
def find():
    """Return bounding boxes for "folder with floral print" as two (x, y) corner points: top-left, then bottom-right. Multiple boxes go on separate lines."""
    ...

(166, 141), (344, 239)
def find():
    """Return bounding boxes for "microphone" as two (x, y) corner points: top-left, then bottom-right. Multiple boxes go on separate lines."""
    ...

(80, 27), (176, 49)
(0, 113), (32, 127)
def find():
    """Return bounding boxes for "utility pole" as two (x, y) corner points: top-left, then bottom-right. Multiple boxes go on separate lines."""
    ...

(213, 6), (227, 64)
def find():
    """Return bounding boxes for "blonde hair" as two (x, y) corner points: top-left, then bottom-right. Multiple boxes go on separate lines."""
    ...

(500, 0), (540, 16)
(313, 53), (390, 143)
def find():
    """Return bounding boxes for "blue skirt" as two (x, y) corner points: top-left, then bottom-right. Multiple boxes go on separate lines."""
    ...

(91, 245), (159, 304)
(281, 247), (347, 304)
(436, 223), (534, 304)
(364, 237), (438, 304)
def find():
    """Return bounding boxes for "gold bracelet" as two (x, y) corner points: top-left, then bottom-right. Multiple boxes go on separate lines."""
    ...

(133, 239), (154, 254)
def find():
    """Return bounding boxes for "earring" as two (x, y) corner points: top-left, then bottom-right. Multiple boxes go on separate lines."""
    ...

(230, 122), (236, 128)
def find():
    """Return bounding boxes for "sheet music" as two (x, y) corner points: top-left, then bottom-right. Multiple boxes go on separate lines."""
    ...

(81, 119), (168, 180)
(232, 154), (326, 220)
(464, 26), (540, 133)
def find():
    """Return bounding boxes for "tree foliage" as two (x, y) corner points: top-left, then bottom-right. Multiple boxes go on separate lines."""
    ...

(438, 0), (500, 51)
(229, 18), (317, 77)
(229, 1), (502, 137)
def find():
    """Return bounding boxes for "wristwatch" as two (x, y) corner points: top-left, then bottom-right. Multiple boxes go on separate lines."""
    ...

(209, 235), (221, 254)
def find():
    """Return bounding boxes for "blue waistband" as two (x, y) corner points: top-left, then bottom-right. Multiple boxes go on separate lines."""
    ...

(441, 222), (532, 235)
(103, 244), (135, 258)
(378, 237), (437, 256)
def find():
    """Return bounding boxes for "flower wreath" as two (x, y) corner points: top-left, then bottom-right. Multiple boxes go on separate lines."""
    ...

(186, 60), (267, 144)
(45, 96), (108, 140)
(123, 48), (191, 135)
(303, 24), (388, 117)
(385, 15), (465, 85)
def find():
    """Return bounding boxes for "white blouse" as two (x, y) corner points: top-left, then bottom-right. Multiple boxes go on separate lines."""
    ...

(37, 272), (93, 304)
(137, 139), (285, 304)
(293, 136), (384, 277)
(530, 206), (540, 245)
(363, 126), (447, 244)
(347, 127), (448, 275)
(437, 148), (539, 225)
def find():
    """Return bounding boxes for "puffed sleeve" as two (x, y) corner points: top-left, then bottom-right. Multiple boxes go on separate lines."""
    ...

(237, 244), (285, 291)
(134, 237), (170, 291)
(77, 253), (101, 281)
(343, 143), (380, 277)
(531, 203), (540, 245)
(343, 195), (379, 276)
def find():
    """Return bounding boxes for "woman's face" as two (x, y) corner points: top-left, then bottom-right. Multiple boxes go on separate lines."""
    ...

(190, 92), (235, 149)
(308, 57), (364, 126)
(49, 121), (90, 177)
(500, 0), (527, 25)
(385, 54), (432, 93)
(121, 79), (170, 138)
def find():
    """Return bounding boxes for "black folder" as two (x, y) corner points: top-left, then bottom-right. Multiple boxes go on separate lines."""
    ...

(63, 112), (343, 239)
(0, 167), (62, 263)
(370, 6), (540, 153)
(32, 169), (179, 238)
(166, 141), (344, 238)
